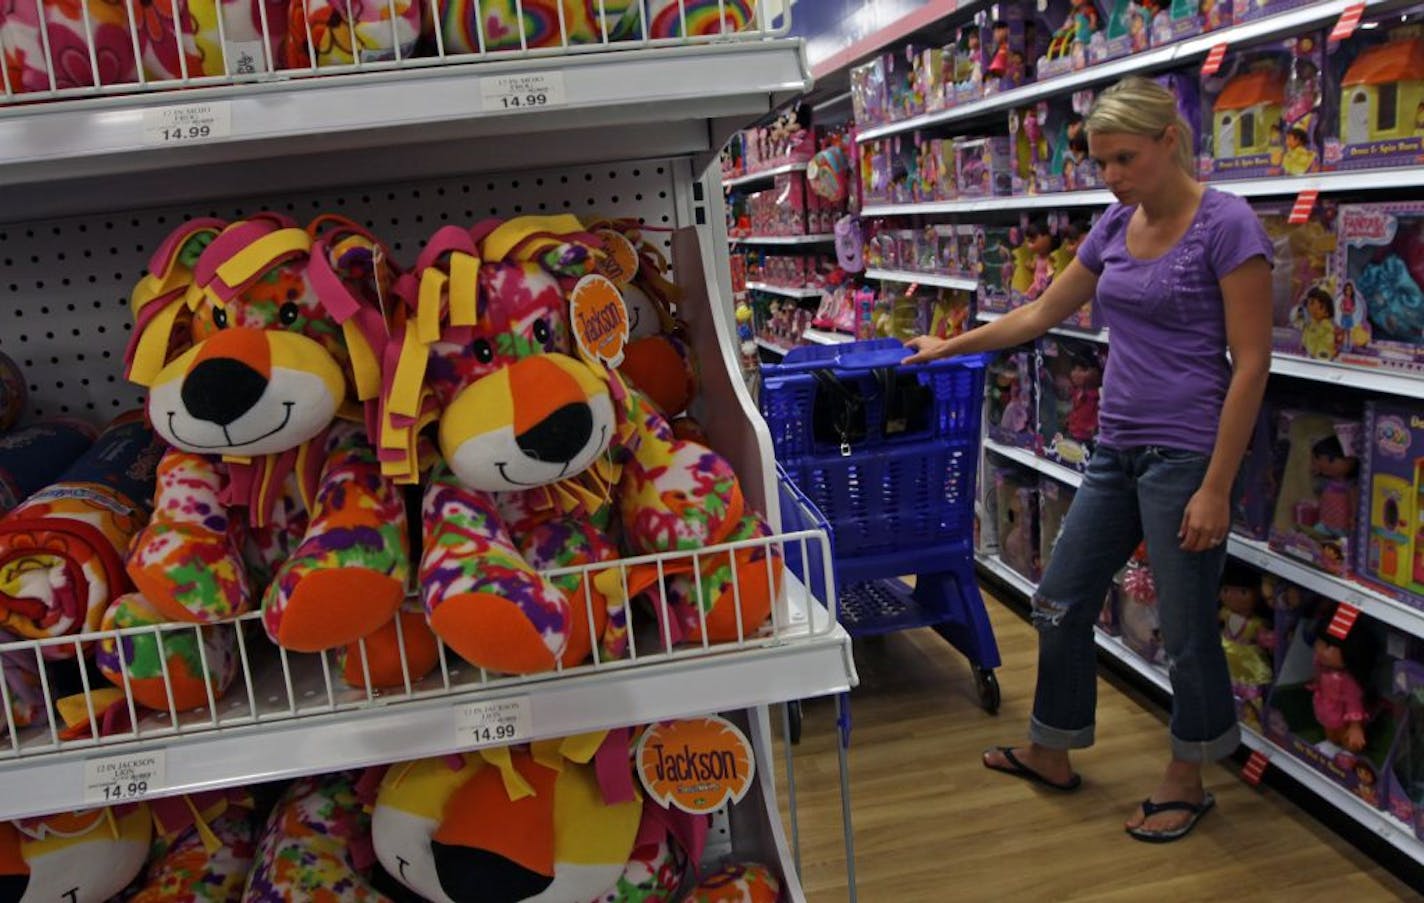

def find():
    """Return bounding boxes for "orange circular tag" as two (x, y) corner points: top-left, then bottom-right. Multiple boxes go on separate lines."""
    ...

(596, 230), (641, 286)
(636, 716), (755, 814)
(570, 274), (630, 369)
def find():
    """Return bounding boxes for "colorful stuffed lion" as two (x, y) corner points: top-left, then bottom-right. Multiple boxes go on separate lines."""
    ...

(376, 215), (777, 676)
(122, 213), (420, 667)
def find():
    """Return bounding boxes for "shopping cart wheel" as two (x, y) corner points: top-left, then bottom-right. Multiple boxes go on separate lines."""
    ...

(786, 700), (804, 745)
(975, 669), (1001, 715)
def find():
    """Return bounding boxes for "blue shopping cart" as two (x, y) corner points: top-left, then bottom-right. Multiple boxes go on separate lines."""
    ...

(764, 339), (1002, 742)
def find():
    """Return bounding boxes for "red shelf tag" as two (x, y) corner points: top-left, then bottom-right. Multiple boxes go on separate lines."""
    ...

(1330, 2), (1367, 43)
(1242, 750), (1270, 787)
(904, 282), (920, 296)
(1328, 603), (1361, 640)
(1289, 189), (1320, 225)
(1201, 44), (1229, 76)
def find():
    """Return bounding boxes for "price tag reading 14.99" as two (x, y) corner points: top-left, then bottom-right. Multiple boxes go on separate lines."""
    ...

(453, 695), (532, 749)
(83, 750), (166, 805)
(141, 102), (232, 147)
(480, 71), (567, 112)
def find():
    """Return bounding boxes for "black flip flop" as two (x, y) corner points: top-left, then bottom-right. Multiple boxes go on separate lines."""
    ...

(982, 746), (1083, 792)
(1125, 792), (1216, 843)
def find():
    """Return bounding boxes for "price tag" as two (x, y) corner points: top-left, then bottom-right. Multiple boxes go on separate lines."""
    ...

(142, 102), (232, 147)
(83, 750), (166, 804)
(453, 695), (532, 749)
(1201, 43), (1229, 77)
(1241, 749), (1270, 787)
(1330, 2), (1366, 43)
(1289, 189), (1320, 225)
(1327, 602), (1361, 640)
(480, 71), (567, 112)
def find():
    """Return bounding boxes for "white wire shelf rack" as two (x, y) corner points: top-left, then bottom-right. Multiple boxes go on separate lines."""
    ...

(856, 0), (1384, 141)
(0, 522), (855, 820)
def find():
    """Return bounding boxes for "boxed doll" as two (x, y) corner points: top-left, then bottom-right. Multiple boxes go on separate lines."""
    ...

(859, 139), (892, 206)
(1149, 1), (1231, 47)
(1233, 0), (1320, 25)
(1361, 400), (1424, 609)
(1010, 218), (1061, 306)
(1120, 543), (1165, 666)
(1036, 335), (1104, 471)
(928, 288), (972, 340)
(933, 224), (959, 275)
(1385, 660), (1424, 839)
(1326, 5), (1424, 172)
(1202, 33), (1327, 180)
(1219, 561), (1277, 728)
(951, 19), (986, 105)
(1269, 409), (1364, 577)
(980, 4), (1030, 96)
(1036, 0), (1108, 80)
(1039, 477), (1076, 570)
(956, 136), (1013, 198)
(1254, 200), (1340, 360)
(955, 224), (980, 279)
(986, 344), (1037, 450)
(1154, 68), (1204, 175)
(993, 460), (1041, 583)
(1101, 1), (1152, 60)
(975, 224), (1016, 313)
(1052, 217), (1100, 330)
(851, 57), (889, 128)
(1264, 596), (1402, 810)
(1332, 203), (1424, 372)
(1233, 401), (1285, 542)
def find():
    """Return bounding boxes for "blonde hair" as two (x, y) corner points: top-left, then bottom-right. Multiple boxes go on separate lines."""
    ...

(1086, 76), (1196, 176)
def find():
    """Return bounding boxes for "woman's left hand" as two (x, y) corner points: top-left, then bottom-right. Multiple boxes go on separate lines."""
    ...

(1179, 487), (1232, 552)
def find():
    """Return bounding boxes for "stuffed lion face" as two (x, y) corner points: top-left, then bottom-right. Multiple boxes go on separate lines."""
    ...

(129, 214), (385, 459)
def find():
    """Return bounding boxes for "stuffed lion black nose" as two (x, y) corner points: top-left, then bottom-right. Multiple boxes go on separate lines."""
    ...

(181, 357), (268, 427)
(516, 402), (594, 464)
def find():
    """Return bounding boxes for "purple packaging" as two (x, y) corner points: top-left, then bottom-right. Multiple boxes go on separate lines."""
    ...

(859, 138), (891, 205)
(0, 419), (98, 514)
(1253, 200), (1340, 360)
(1151, 1), (1231, 47)
(1039, 477), (1076, 570)
(951, 18), (986, 105)
(986, 345), (1037, 450)
(1154, 68), (1204, 164)
(1325, 6), (1424, 172)
(1013, 91), (1096, 195)
(1269, 409), (1363, 578)
(955, 224), (979, 278)
(1384, 660), (1424, 839)
(955, 136), (1013, 198)
(1101, 1), (1152, 61)
(981, 4), (1030, 95)
(976, 224), (1016, 314)
(1359, 400), (1424, 609)
(1037, 0), (1108, 80)
(1332, 203), (1424, 373)
(1233, 401), (1284, 541)
(850, 58), (888, 128)
(1233, 0), (1317, 24)
(993, 460), (1041, 582)
(1036, 335), (1104, 472)
(1203, 34), (1327, 181)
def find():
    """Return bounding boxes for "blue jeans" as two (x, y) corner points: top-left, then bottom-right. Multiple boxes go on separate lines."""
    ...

(1029, 444), (1241, 763)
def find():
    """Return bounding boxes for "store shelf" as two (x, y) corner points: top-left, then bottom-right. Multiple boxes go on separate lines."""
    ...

(856, 0), (1381, 141)
(802, 328), (854, 346)
(864, 191), (1114, 217)
(1094, 628), (1172, 695)
(866, 268), (978, 292)
(1268, 354), (1424, 401)
(0, 572), (855, 821)
(722, 161), (809, 189)
(732, 234), (837, 245)
(974, 550), (1037, 601)
(756, 337), (791, 355)
(746, 281), (825, 299)
(974, 309), (1108, 343)
(1226, 535), (1424, 638)
(0, 41), (811, 222)
(982, 438), (1084, 488)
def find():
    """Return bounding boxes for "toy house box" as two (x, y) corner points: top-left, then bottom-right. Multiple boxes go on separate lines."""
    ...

(1359, 400), (1424, 611)
(1332, 203), (1424, 374)
(1254, 199), (1340, 360)
(1263, 598), (1400, 810)
(1325, 5), (1424, 172)
(1202, 34), (1327, 181)
(976, 224), (1017, 314)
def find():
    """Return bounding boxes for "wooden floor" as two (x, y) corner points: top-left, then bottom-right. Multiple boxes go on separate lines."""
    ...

(773, 591), (1418, 902)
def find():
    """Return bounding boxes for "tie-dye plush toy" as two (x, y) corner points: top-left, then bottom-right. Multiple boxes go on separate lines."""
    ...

(125, 789), (261, 902)
(243, 773), (390, 902)
(122, 213), (424, 669)
(0, 805), (153, 903)
(683, 861), (780, 903)
(377, 215), (777, 676)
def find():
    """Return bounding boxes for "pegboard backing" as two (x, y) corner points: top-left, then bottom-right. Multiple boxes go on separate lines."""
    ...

(0, 158), (690, 424)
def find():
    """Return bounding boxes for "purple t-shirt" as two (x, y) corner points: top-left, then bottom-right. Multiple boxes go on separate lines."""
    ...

(1075, 189), (1274, 455)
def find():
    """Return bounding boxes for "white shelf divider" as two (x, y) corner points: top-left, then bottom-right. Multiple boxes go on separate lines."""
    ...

(756, 337), (791, 355)
(974, 309), (1108, 343)
(977, 549), (1424, 867)
(865, 268), (978, 291)
(856, 0), (1381, 142)
(732, 234), (837, 246)
(722, 161), (809, 189)
(745, 281), (825, 299)
(801, 328), (853, 346)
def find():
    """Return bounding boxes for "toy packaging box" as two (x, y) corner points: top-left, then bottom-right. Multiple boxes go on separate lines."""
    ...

(1202, 34), (1327, 181)
(1269, 409), (1364, 578)
(1254, 199), (1340, 360)
(993, 460), (1041, 583)
(1232, 0), (1314, 24)
(1101, 1), (1153, 61)
(1036, 335), (1104, 471)
(1155, 68), (1204, 173)
(851, 57), (889, 127)
(986, 344), (1038, 450)
(917, 45), (950, 115)
(1007, 217), (1062, 307)
(951, 19), (987, 105)
(928, 288), (973, 339)
(1360, 400), (1424, 610)
(980, 4), (1030, 96)
(1219, 560), (1276, 728)
(1011, 99), (1096, 195)
(1038, 477), (1076, 571)
(889, 45), (926, 121)
(1325, 5), (1424, 172)
(976, 224), (1016, 313)
(1264, 597), (1402, 810)
(859, 139), (891, 205)
(1385, 660), (1424, 840)
(955, 224), (980, 279)
(1233, 401), (1285, 541)
(1119, 546), (1165, 666)
(888, 134), (921, 205)
(956, 136), (1013, 198)
(1036, 0), (1109, 79)
(1332, 203), (1424, 373)
(1150, 0), (1231, 47)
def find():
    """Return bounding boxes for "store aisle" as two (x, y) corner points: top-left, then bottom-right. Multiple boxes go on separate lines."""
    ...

(777, 590), (1416, 902)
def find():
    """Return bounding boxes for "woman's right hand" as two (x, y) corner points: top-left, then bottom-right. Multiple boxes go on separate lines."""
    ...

(901, 335), (953, 365)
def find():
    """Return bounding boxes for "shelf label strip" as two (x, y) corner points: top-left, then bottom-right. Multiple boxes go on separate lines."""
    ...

(83, 749), (167, 804)
(453, 695), (533, 749)
(141, 102), (232, 147)
(480, 71), (568, 112)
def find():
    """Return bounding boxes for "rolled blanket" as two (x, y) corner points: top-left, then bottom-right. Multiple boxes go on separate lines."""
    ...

(0, 412), (165, 659)
(0, 629), (47, 736)
(0, 419), (97, 514)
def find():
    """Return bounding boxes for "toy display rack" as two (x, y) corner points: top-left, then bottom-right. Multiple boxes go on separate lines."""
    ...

(975, 545), (1424, 867)
(0, 14), (862, 900)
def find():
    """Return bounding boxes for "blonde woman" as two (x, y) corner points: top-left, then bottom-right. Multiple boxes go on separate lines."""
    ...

(904, 76), (1273, 842)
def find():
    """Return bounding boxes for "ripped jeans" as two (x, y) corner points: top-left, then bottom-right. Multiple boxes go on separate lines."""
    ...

(1029, 444), (1240, 763)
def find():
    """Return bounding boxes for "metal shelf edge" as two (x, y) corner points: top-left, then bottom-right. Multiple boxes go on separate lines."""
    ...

(865, 268), (978, 291)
